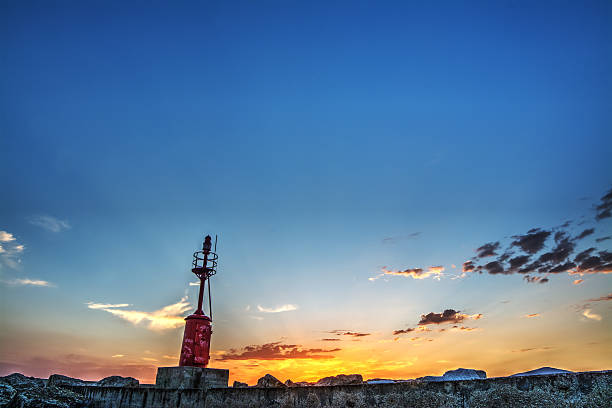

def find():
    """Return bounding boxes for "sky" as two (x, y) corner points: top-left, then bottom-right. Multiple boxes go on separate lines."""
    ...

(1, 1), (611, 385)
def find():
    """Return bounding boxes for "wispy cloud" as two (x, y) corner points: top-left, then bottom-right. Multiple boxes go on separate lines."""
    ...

(189, 281), (200, 286)
(217, 342), (340, 361)
(111, 354), (125, 358)
(588, 293), (612, 302)
(523, 313), (540, 318)
(86, 302), (131, 309)
(511, 346), (553, 353)
(257, 304), (298, 313)
(382, 232), (421, 244)
(582, 309), (602, 321)
(371, 265), (445, 281)
(3, 278), (54, 287)
(28, 215), (71, 232)
(0, 231), (16, 242)
(0, 231), (24, 269)
(86, 297), (191, 331)
(573, 279), (584, 285)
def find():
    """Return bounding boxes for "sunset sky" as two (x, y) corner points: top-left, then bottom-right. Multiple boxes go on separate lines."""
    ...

(1, 1), (611, 385)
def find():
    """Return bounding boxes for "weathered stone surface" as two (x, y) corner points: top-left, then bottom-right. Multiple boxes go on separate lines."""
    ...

(256, 374), (285, 388)
(315, 374), (363, 386)
(419, 368), (487, 382)
(155, 366), (229, 390)
(232, 381), (248, 388)
(11, 370), (612, 408)
(97, 376), (139, 387)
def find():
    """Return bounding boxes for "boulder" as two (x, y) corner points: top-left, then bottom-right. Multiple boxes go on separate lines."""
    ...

(315, 374), (363, 386)
(256, 374), (286, 388)
(97, 375), (139, 387)
(418, 368), (486, 382)
(0, 373), (87, 407)
(285, 380), (312, 387)
(47, 374), (89, 388)
(232, 381), (249, 388)
(0, 373), (45, 389)
(367, 379), (396, 384)
(510, 367), (573, 377)
(442, 368), (486, 381)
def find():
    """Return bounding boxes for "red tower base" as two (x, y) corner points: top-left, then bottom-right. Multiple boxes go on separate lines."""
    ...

(179, 314), (212, 367)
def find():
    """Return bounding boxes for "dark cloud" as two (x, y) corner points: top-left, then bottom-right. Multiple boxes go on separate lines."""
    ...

(573, 250), (612, 274)
(327, 330), (371, 338)
(497, 251), (513, 263)
(418, 309), (465, 325)
(509, 255), (530, 270)
(484, 261), (507, 274)
(595, 236), (611, 243)
(476, 242), (500, 258)
(321, 338), (341, 342)
(392, 328), (415, 335)
(574, 248), (595, 264)
(595, 187), (612, 220)
(341, 332), (371, 337)
(218, 342), (340, 361)
(511, 230), (551, 254)
(462, 261), (475, 272)
(537, 235), (575, 265)
(548, 262), (576, 273)
(574, 228), (595, 240)
(523, 275), (549, 284)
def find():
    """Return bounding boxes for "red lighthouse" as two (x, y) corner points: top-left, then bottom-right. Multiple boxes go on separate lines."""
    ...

(179, 235), (218, 368)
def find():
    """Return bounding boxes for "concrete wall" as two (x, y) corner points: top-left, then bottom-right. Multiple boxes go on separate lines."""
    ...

(68, 371), (611, 408)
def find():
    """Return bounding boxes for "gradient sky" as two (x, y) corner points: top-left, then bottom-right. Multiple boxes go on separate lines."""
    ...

(1, 1), (611, 385)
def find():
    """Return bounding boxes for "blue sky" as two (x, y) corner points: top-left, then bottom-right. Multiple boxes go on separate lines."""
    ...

(1, 1), (611, 383)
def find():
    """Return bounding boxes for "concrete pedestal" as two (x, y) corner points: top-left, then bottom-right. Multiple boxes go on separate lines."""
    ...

(155, 366), (229, 390)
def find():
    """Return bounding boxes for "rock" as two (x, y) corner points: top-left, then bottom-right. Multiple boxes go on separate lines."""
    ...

(0, 373), (45, 389)
(510, 367), (573, 377)
(284, 379), (295, 387)
(0, 373), (87, 407)
(232, 381), (249, 388)
(8, 385), (88, 408)
(315, 374), (363, 386)
(256, 374), (285, 388)
(442, 368), (486, 381)
(47, 374), (90, 388)
(97, 375), (139, 387)
(367, 379), (396, 384)
(418, 368), (486, 382)
(0, 383), (17, 406)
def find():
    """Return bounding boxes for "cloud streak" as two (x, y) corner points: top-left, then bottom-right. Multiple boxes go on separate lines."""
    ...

(372, 265), (445, 281)
(86, 297), (191, 331)
(3, 278), (54, 287)
(28, 215), (71, 232)
(257, 304), (298, 313)
(217, 342), (340, 361)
